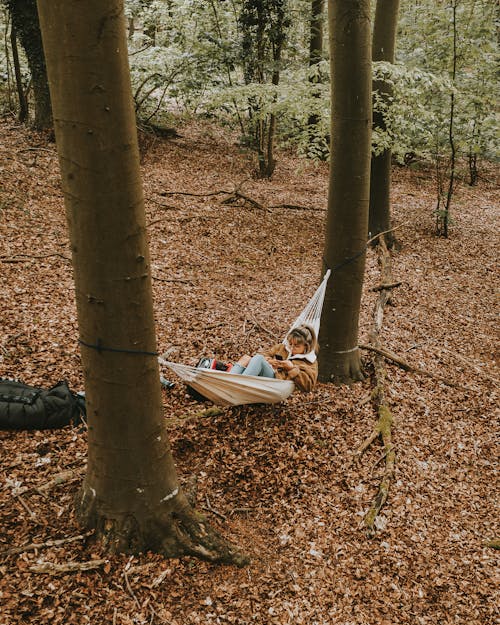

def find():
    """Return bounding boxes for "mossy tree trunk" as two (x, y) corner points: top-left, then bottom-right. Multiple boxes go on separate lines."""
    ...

(369, 0), (400, 248)
(318, 0), (372, 384)
(36, 0), (247, 566)
(7, 0), (52, 129)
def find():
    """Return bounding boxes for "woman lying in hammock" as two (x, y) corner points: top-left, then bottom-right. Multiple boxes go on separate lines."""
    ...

(231, 324), (318, 392)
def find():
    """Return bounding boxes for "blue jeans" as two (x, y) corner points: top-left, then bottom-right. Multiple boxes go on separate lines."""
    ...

(231, 354), (276, 378)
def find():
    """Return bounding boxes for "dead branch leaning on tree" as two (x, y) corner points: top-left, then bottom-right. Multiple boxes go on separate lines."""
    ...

(357, 236), (397, 535)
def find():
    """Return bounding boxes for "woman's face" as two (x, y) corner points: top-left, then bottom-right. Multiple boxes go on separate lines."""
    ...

(289, 338), (306, 355)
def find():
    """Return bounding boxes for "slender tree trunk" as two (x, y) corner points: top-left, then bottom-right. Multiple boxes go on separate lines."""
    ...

(7, 0), (52, 129)
(438, 0), (457, 238)
(307, 0), (326, 143)
(36, 0), (246, 566)
(369, 0), (400, 248)
(319, 0), (372, 384)
(10, 22), (29, 123)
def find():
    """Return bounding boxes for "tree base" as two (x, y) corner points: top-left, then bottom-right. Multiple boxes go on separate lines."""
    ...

(75, 486), (249, 567)
(318, 348), (365, 385)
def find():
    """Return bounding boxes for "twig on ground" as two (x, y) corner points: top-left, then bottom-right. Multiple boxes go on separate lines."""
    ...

(203, 495), (227, 521)
(36, 467), (86, 496)
(159, 189), (229, 198)
(0, 532), (93, 557)
(0, 252), (71, 263)
(229, 507), (253, 516)
(123, 562), (142, 610)
(152, 276), (192, 284)
(15, 494), (36, 519)
(29, 559), (106, 574)
(269, 203), (324, 212)
(246, 318), (280, 341)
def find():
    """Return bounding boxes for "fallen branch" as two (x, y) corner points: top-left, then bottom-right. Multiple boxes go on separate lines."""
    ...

(159, 189), (229, 198)
(221, 189), (269, 212)
(0, 532), (92, 557)
(152, 276), (193, 284)
(269, 203), (324, 212)
(0, 252), (71, 263)
(36, 467), (86, 496)
(29, 559), (106, 575)
(358, 236), (396, 535)
(159, 182), (271, 212)
(359, 343), (472, 391)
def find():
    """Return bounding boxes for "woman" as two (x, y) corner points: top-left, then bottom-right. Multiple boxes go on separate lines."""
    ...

(231, 324), (318, 392)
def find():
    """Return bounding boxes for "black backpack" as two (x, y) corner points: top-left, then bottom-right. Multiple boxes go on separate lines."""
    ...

(0, 378), (85, 430)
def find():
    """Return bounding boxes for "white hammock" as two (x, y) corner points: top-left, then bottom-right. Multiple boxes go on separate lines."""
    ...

(159, 270), (330, 407)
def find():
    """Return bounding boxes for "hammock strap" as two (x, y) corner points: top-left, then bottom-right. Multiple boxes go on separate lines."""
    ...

(79, 338), (158, 356)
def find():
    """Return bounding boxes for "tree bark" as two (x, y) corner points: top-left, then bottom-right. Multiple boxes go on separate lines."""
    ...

(369, 0), (400, 248)
(10, 23), (29, 123)
(7, 0), (52, 129)
(319, 0), (372, 384)
(36, 0), (247, 566)
(307, 0), (325, 129)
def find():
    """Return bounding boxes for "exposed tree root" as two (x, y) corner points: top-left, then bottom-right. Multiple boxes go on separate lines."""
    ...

(76, 487), (249, 567)
(358, 237), (397, 535)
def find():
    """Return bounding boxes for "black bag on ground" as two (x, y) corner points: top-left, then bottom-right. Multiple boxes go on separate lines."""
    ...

(0, 379), (85, 430)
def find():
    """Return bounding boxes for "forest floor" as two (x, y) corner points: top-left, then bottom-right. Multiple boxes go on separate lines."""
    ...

(0, 116), (498, 625)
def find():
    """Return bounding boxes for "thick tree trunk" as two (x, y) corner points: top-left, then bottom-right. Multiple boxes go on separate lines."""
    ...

(7, 0), (52, 129)
(319, 0), (372, 384)
(369, 0), (400, 248)
(36, 0), (247, 566)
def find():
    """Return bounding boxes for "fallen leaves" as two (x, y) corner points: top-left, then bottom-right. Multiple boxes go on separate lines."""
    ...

(0, 118), (498, 624)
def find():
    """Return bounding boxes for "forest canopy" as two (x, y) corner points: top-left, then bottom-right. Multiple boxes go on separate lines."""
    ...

(0, 0), (497, 173)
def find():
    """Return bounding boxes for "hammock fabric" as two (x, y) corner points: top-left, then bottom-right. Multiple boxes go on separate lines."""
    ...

(159, 270), (330, 407)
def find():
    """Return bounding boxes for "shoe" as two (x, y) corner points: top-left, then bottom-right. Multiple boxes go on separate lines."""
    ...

(196, 357), (214, 369)
(214, 360), (233, 372)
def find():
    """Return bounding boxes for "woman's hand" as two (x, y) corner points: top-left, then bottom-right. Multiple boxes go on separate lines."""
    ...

(267, 358), (294, 371)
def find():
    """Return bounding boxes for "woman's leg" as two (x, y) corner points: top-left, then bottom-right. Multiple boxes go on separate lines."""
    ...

(241, 354), (275, 378)
(230, 363), (245, 374)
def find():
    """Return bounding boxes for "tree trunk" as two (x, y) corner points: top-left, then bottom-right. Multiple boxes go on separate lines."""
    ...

(307, 0), (325, 129)
(319, 0), (372, 384)
(10, 22), (29, 123)
(369, 0), (400, 248)
(36, 0), (247, 566)
(7, 0), (52, 129)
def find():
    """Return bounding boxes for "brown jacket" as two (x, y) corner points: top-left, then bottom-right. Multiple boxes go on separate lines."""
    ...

(263, 343), (318, 393)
